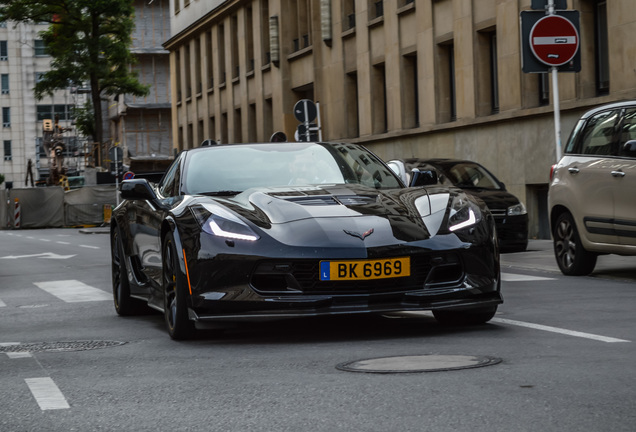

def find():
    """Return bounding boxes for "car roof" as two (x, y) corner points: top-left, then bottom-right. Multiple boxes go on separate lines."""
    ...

(579, 100), (636, 120)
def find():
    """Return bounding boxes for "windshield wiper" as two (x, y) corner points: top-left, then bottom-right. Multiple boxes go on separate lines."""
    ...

(201, 190), (243, 196)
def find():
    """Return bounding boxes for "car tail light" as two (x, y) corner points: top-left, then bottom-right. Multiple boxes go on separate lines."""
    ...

(549, 164), (556, 181)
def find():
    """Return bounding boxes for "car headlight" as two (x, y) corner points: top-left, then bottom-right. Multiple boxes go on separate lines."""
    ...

(448, 193), (482, 232)
(507, 202), (527, 216)
(191, 204), (260, 242)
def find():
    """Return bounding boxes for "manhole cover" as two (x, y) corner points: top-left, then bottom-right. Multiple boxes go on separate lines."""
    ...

(337, 355), (501, 374)
(0, 341), (127, 353)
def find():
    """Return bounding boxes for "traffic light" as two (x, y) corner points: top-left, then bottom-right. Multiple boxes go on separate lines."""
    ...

(43, 119), (53, 131)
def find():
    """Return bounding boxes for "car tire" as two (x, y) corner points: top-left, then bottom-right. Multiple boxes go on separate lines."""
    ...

(162, 232), (195, 340)
(433, 306), (498, 325)
(553, 212), (597, 276)
(111, 228), (144, 316)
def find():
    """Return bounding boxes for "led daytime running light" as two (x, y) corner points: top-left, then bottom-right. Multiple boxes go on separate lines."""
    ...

(449, 208), (477, 232)
(207, 219), (259, 241)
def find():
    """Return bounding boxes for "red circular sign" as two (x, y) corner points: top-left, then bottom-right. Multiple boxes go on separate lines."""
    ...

(530, 15), (579, 66)
(123, 171), (135, 180)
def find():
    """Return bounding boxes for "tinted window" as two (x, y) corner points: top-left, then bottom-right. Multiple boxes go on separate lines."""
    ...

(158, 155), (181, 197)
(618, 108), (636, 158)
(443, 163), (501, 189)
(182, 143), (402, 195)
(577, 109), (620, 155)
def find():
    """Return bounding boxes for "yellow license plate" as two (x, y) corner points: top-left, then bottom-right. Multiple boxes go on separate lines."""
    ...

(319, 257), (411, 281)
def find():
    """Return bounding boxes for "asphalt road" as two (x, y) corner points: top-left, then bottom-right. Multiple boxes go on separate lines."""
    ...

(1, 229), (635, 431)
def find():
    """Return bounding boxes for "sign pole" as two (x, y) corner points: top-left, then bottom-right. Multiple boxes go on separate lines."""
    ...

(114, 146), (120, 206)
(546, 0), (562, 162)
(552, 66), (562, 161)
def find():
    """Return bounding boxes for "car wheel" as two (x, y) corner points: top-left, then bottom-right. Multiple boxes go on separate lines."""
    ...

(433, 306), (498, 325)
(111, 229), (143, 316)
(553, 212), (597, 276)
(162, 232), (195, 340)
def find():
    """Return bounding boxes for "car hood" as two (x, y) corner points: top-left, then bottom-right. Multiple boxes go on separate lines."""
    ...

(197, 184), (457, 244)
(459, 187), (519, 211)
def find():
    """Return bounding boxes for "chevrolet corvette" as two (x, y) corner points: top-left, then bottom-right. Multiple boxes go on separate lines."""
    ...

(110, 142), (502, 339)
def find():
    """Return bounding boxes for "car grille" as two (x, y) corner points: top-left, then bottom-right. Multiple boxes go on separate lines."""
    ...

(251, 253), (463, 296)
(488, 209), (507, 217)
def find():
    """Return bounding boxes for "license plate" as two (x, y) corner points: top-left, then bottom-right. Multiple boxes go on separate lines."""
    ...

(319, 257), (411, 281)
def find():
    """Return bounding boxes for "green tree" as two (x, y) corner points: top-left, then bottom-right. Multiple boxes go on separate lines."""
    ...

(0, 0), (149, 145)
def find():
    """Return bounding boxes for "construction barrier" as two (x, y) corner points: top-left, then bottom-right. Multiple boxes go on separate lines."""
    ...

(13, 198), (20, 229)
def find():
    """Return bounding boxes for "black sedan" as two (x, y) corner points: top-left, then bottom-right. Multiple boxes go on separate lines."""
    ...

(111, 142), (502, 339)
(388, 158), (529, 252)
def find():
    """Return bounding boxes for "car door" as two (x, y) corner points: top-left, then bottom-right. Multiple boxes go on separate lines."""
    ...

(560, 108), (621, 245)
(614, 107), (636, 245)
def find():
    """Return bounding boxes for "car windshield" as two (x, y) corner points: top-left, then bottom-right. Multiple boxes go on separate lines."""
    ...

(442, 162), (501, 190)
(183, 142), (403, 195)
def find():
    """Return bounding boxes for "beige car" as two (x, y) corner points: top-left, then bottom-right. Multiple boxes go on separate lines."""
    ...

(549, 101), (636, 275)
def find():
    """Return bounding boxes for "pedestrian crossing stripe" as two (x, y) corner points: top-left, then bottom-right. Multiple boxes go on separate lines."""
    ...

(501, 273), (556, 282)
(33, 280), (111, 303)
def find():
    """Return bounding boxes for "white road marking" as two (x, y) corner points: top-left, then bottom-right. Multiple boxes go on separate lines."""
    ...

(491, 317), (630, 343)
(0, 298), (5, 307)
(386, 312), (629, 343)
(56, 241), (70, 245)
(0, 252), (76, 260)
(7, 352), (32, 359)
(34, 280), (111, 303)
(501, 273), (556, 282)
(40, 238), (51, 242)
(79, 244), (99, 249)
(25, 377), (70, 410)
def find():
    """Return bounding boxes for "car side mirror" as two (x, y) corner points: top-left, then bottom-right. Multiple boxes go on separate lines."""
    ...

(409, 168), (438, 187)
(120, 178), (158, 201)
(623, 140), (636, 156)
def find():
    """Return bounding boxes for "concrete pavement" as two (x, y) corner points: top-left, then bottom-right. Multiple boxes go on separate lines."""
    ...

(501, 239), (636, 281)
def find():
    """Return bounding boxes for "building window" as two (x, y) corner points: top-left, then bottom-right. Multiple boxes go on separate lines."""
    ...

(174, 0), (180, 15)
(195, 37), (202, 95)
(1, 74), (8, 94)
(595, 0), (609, 95)
(263, 98), (273, 141)
(369, 0), (383, 20)
(35, 72), (45, 83)
(246, 7), (254, 73)
(34, 39), (48, 56)
(36, 104), (74, 121)
(2, 107), (10, 127)
(218, 24), (226, 85)
(402, 54), (419, 128)
(345, 72), (359, 138)
(175, 51), (182, 102)
(539, 73), (550, 106)
(260, 0), (271, 66)
(438, 42), (456, 123)
(372, 64), (387, 134)
(0, 41), (7, 61)
(230, 15), (239, 79)
(184, 44), (192, 98)
(206, 31), (214, 89)
(290, 0), (311, 52)
(3, 140), (11, 161)
(489, 33), (499, 114)
(343, 0), (355, 31)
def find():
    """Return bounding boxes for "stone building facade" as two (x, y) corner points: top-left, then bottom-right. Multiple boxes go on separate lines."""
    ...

(164, 0), (634, 239)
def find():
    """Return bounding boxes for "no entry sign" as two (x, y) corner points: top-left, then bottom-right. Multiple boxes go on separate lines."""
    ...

(530, 15), (579, 66)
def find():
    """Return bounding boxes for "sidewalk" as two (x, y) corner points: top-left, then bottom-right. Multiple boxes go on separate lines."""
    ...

(501, 239), (636, 280)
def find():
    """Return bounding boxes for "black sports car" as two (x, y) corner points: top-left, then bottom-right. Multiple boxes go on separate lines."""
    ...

(111, 142), (502, 339)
